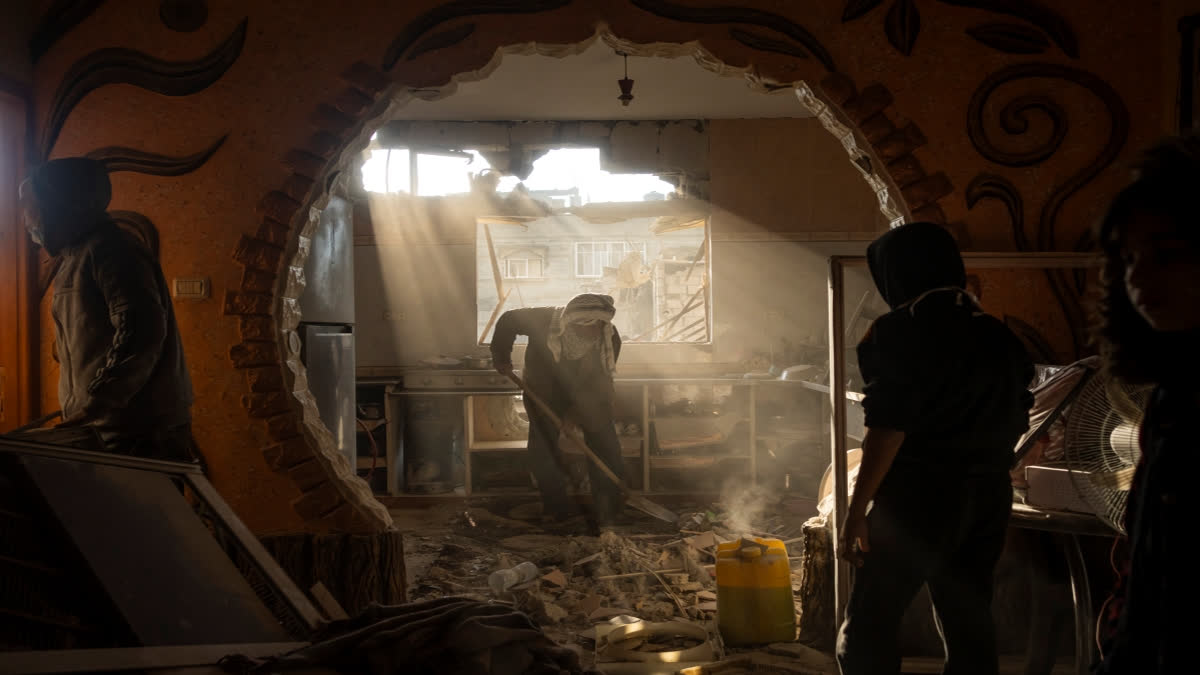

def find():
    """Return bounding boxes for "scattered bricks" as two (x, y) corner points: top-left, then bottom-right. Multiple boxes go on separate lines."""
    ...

(885, 154), (926, 188)
(289, 458), (331, 491)
(230, 341), (279, 368)
(859, 112), (896, 146)
(258, 190), (302, 225)
(341, 62), (389, 95)
(244, 366), (284, 393)
(241, 268), (277, 294)
(900, 172), (954, 211)
(263, 436), (316, 471)
(303, 131), (342, 159)
(224, 290), (273, 316)
(284, 149), (327, 179)
(292, 481), (346, 520)
(233, 235), (284, 271)
(310, 104), (356, 137)
(911, 203), (948, 225)
(332, 88), (373, 117)
(842, 84), (893, 124)
(819, 72), (856, 105)
(257, 218), (290, 248)
(266, 412), (302, 441)
(875, 124), (928, 163)
(243, 391), (291, 418)
(283, 173), (316, 203)
(239, 316), (276, 342)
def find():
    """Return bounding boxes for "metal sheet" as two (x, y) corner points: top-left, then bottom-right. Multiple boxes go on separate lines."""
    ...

(19, 455), (290, 646)
(302, 324), (356, 467)
(297, 196), (354, 325)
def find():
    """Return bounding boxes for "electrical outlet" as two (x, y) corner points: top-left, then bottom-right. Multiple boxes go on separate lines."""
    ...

(383, 310), (405, 321)
(764, 310), (783, 323)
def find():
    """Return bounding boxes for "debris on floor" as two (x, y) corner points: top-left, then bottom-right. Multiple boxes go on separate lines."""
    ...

(392, 496), (833, 673)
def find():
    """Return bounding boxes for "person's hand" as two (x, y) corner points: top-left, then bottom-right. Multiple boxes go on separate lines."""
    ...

(496, 361), (514, 378)
(560, 412), (580, 438)
(839, 510), (870, 568)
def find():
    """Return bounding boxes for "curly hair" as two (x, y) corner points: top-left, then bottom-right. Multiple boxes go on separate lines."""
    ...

(1095, 133), (1200, 384)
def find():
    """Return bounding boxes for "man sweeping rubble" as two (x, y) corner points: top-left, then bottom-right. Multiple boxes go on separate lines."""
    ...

(836, 222), (1034, 675)
(20, 158), (202, 468)
(492, 294), (626, 526)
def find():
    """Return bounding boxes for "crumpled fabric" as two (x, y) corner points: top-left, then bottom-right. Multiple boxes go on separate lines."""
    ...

(221, 597), (596, 675)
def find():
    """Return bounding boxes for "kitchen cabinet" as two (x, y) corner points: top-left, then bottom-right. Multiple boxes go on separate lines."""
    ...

(461, 376), (863, 497)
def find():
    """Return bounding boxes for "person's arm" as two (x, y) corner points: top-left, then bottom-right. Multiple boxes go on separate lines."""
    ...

(841, 427), (906, 564)
(840, 318), (917, 566)
(82, 239), (169, 417)
(491, 307), (542, 375)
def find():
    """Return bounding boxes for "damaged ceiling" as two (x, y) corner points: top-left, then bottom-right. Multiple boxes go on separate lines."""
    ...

(396, 38), (814, 121)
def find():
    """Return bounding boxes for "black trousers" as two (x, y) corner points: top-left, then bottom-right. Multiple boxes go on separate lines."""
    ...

(837, 470), (1012, 675)
(524, 392), (625, 521)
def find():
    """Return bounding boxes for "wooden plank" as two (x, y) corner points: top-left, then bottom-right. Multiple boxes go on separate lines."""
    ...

(0, 642), (307, 675)
(478, 287), (512, 344)
(483, 222), (505, 296)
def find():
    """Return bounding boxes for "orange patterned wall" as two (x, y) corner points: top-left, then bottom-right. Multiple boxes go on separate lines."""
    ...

(11, 0), (1186, 532)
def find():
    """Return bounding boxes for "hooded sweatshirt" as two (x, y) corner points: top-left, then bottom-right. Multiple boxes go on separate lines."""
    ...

(858, 222), (1034, 473)
(31, 158), (193, 433)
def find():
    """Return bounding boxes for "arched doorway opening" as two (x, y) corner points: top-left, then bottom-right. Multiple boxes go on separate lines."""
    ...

(231, 28), (951, 532)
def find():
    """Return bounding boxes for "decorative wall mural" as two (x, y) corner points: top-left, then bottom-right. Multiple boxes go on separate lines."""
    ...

(29, 0), (109, 64)
(630, 0), (836, 72)
(842, 0), (1078, 58)
(40, 18), (247, 156)
(382, 0), (575, 70)
(965, 63), (1129, 359)
(85, 134), (228, 175)
(159, 0), (210, 33)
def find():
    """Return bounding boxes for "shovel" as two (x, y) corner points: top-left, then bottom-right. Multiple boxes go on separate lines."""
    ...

(7, 410), (63, 434)
(507, 373), (677, 524)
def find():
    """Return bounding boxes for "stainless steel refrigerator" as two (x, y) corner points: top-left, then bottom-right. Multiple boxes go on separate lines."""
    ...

(297, 196), (356, 468)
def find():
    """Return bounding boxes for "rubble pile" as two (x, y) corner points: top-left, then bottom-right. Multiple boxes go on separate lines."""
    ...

(396, 498), (823, 672)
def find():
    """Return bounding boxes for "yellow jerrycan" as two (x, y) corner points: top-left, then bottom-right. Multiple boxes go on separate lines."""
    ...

(715, 537), (796, 646)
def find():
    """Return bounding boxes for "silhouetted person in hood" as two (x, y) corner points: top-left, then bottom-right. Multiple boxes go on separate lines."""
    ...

(20, 158), (201, 467)
(836, 222), (1034, 675)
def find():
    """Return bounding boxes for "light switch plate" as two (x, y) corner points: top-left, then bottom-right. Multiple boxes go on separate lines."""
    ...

(173, 277), (211, 300)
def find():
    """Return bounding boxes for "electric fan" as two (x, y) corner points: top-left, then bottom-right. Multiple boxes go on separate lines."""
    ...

(1061, 373), (1152, 534)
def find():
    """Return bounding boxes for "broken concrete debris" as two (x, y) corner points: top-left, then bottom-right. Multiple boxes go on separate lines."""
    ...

(402, 500), (831, 672)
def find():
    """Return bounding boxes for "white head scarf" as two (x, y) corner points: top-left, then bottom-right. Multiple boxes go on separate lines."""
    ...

(547, 294), (617, 375)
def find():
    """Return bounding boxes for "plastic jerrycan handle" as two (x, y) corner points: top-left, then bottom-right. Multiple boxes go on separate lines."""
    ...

(736, 538), (770, 560)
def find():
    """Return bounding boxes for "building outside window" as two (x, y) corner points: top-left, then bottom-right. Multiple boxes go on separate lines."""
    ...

(575, 242), (647, 278)
(504, 257), (544, 279)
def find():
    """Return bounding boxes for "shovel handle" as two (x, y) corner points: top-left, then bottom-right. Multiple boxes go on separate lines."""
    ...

(10, 410), (63, 434)
(506, 372), (627, 492)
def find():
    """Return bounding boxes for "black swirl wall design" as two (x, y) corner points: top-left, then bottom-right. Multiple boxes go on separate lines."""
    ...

(842, 0), (1078, 58)
(965, 63), (1130, 359)
(85, 135), (227, 176)
(40, 18), (246, 157)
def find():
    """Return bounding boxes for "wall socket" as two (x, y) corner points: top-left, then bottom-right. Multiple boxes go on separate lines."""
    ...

(764, 310), (783, 323)
(383, 310), (405, 321)
(173, 277), (210, 300)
